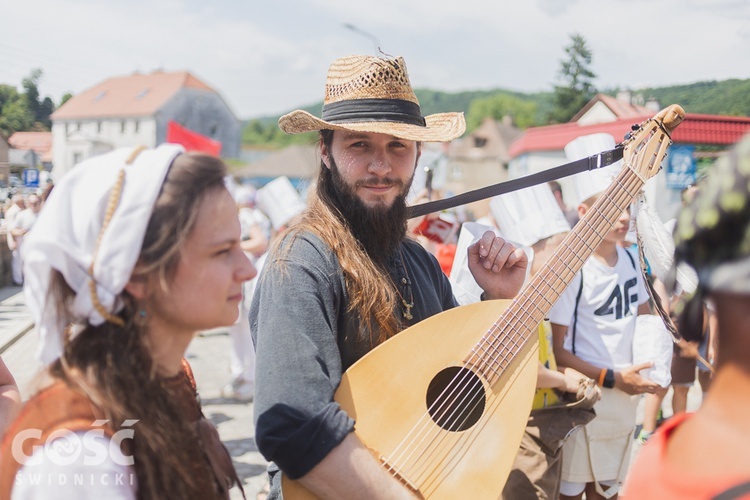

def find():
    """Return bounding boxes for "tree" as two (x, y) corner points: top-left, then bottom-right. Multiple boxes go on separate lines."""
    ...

(0, 69), (55, 135)
(60, 93), (73, 107)
(22, 68), (55, 128)
(465, 93), (538, 130)
(0, 85), (33, 136)
(549, 34), (597, 123)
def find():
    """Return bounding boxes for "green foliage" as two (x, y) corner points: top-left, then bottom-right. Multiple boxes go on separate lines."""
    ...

(465, 93), (538, 130)
(0, 85), (34, 136)
(414, 88), (506, 115)
(0, 69), (56, 136)
(549, 34), (597, 124)
(632, 80), (750, 117)
(241, 118), (317, 148)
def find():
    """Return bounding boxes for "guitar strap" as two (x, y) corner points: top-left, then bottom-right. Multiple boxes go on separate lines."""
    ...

(634, 234), (716, 373)
(712, 480), (750, 500)
(571, 272), (584, 356)
(407, 146), (624, 219)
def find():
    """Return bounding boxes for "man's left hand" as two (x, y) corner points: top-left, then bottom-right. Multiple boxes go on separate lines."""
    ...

(467, 231), (528, 300)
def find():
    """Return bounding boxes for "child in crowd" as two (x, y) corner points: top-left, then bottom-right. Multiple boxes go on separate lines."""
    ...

(548, 133), (660, 500)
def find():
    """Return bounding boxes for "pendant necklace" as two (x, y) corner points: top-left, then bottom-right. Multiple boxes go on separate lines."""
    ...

(395, 248), (414, 321)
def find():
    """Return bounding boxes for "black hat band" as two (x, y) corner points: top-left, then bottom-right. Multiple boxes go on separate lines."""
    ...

(322, 99), (426, 127)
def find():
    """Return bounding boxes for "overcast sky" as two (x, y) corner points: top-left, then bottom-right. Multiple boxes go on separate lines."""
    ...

(3, 0), (749, 120)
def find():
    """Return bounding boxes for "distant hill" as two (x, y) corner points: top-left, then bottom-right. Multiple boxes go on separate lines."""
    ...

(629, 79), (750, 117)
(242, 78), (750, 148)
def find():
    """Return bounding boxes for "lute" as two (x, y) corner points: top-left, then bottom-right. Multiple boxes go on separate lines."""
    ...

(283, 104), (685, 499)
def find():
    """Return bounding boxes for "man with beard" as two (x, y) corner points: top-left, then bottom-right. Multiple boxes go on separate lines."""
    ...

(250, 55), (528, 499)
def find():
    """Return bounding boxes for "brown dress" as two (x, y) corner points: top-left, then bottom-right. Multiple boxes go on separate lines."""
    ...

(0, 359), (243, 499)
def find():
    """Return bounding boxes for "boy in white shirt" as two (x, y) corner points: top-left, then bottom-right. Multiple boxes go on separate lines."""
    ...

(549, 134), (660, 500)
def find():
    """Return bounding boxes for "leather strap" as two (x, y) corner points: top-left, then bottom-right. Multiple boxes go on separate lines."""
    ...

(407, 146), (624, 219)
(634, 234), (716, 374)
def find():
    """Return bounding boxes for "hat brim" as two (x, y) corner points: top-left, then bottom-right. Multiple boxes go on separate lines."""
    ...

(278, 109), (466, 142)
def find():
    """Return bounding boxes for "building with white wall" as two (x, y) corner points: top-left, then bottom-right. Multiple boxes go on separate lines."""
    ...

(51, 70), (240, 179)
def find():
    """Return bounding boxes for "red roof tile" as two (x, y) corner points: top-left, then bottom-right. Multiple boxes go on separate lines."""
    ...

(509, 113), (750, 157)
(51, 70), (214, 120)
(571, 93), (652, 122)
(8, 131), (53, 162)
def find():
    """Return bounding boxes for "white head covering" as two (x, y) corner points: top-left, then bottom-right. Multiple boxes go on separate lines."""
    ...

(566, 133), (623, 206)
(489, 183), (571, 248)
(256, 176), (306, 230)
(22, 144), (184, 364)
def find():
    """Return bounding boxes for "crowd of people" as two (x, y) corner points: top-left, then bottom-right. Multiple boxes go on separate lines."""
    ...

(0, 53), (746, 500)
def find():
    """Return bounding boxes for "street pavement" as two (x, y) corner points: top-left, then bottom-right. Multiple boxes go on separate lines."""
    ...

(0, 286), (268, 500)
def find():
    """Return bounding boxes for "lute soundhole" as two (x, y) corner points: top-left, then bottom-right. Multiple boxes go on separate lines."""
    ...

(426, 367), (486, 432)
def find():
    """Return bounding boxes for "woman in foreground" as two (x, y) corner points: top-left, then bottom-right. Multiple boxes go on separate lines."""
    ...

(0, 145), (255, 499)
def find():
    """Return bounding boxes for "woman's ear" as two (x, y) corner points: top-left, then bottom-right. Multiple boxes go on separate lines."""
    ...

(124, 275), (148, 300)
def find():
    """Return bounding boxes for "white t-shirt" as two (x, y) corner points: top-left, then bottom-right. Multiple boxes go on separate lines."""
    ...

(10, 208), (38, 248)
(548, 246), (648, 370)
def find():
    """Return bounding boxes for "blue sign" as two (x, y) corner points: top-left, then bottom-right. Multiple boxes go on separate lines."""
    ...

(665, 145), (696, 190)
(23, 168), (40, 188)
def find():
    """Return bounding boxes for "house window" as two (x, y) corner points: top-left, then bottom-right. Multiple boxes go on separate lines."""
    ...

(474, 137), (487, 148)
(65, 123), (69, 135)
(134, 120), (139, 133)
(121, 120), (126, 133)
(210, 124), (217, 137)
(73, 153), (82, 165)
(97, 121), (102, 133)
(76, 122), (81, 131)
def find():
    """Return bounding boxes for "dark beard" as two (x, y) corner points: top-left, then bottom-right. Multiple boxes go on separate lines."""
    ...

(327, 158), (412, 265)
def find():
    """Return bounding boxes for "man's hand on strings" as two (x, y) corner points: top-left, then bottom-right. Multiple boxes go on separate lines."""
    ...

(467, 231), (528, 300)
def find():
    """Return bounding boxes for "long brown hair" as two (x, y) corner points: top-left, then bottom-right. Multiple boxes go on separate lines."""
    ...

(271, 130), (402, 345)
(48, 152), (228, 499)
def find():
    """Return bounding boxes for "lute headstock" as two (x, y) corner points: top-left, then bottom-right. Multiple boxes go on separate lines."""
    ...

(622, 104), (685, 181)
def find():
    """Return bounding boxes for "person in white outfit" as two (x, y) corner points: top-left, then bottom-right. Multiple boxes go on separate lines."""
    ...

(550, 134), (659, 500)
(5, 194), (25, 285)
(222, 186), (271, 402)
(10, 194), (42, 285)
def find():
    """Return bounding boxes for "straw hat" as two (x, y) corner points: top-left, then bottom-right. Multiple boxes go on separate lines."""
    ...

(278, 55), (465, 142)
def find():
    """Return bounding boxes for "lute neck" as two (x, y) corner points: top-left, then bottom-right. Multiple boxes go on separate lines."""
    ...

(467, 162), (645, 384)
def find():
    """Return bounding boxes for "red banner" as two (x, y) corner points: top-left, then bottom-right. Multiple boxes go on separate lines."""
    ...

(166, 120), (222, 156)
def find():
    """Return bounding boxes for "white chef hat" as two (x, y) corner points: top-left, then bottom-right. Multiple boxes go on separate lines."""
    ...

(489, 183), (571, 248)
(22, 144), (184, 364)
(566, 133), (623, 206)
(256, 176), (307, 230)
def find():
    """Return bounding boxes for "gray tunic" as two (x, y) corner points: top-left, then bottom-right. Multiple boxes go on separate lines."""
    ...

(250, 232), (456, 495)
